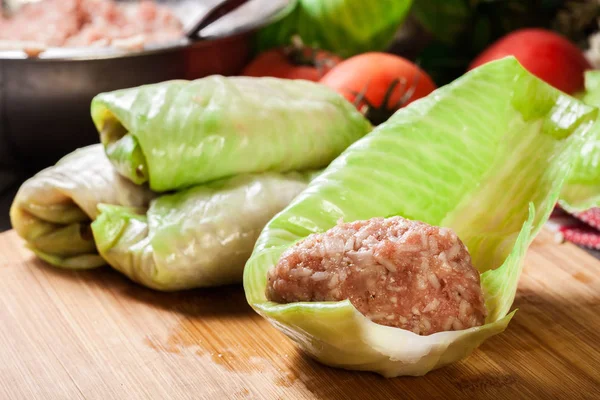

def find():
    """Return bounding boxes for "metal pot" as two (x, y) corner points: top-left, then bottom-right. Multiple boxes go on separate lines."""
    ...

(0, 0), (294, 173)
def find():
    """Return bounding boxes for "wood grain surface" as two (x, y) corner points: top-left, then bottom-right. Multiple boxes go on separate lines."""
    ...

(0, 228), (599, 400)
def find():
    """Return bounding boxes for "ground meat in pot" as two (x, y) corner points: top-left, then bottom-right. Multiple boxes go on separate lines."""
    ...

(266, 216), (487, 336)
(0, 0), (182, 50)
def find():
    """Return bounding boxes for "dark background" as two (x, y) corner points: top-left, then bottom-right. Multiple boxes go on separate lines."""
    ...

(0, 185), (17, 231)
(0, 134), (25, 231)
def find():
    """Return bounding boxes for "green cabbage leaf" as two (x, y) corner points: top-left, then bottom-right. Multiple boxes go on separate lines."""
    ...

(243, 57), (597, 377)
(560, 71), (600, 211)
(255, 0), (413, 58)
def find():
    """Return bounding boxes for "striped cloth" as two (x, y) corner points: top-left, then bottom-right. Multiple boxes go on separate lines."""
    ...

(547, 206), (600, 250)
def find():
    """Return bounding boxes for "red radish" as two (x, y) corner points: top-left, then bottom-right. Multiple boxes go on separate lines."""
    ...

(319, 52), (436, 125)
(469, 28), (591, 94)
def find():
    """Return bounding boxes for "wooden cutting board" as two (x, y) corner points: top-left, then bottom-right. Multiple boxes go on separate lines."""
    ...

(0, 228), (599, 400)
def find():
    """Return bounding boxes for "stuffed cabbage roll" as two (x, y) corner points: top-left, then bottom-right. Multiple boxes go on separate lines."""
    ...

(91, 76), (371, 192)
(10, 145), (155, 269)
(244, 57), (597, 377)
(91, 172), (310, 291)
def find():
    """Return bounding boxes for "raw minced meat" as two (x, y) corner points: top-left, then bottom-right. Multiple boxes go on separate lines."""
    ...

(266, 216), (487, 335)
(0, 0), (182, 50)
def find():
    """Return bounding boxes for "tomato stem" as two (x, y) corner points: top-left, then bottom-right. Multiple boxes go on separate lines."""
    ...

(283, 35), (336, 76)
(283, 36), (316, 66)
(350, 71), (422, 126)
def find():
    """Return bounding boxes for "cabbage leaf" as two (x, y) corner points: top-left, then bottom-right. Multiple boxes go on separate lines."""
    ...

(560, 70), (600, 211)
(255, 0), (413, 58)
(243, 57), (597, 377)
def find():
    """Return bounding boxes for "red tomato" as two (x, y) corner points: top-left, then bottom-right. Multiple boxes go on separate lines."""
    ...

(319, 52), (437, 125)
(468, 28), (591, 94)
(242, 46), (342, 82)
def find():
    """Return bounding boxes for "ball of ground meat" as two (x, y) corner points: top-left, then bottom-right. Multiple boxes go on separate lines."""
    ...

(266, 216), (487, 335)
